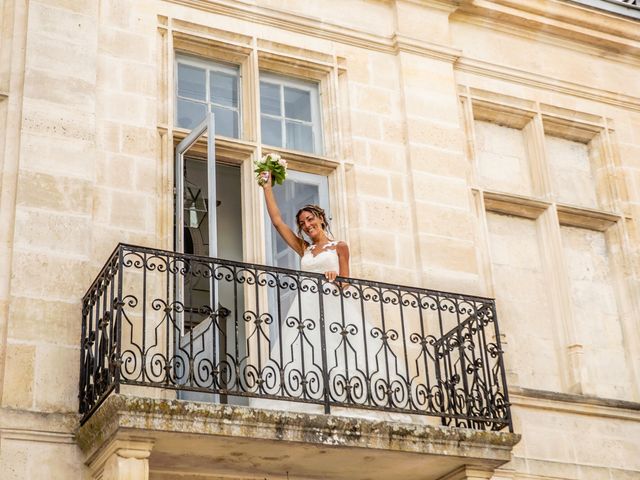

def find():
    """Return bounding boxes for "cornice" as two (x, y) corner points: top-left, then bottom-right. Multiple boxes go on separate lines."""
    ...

(393, 34), (462, 62)
(165, 0), (395, 53)
(163, 0), (640, 112)
(455, 0), (640, 58)
(456, 56), (640, 113)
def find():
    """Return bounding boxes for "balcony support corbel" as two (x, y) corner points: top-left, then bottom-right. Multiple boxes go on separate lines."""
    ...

(436, 466), (495, 480)
(87, 437), (155, 480)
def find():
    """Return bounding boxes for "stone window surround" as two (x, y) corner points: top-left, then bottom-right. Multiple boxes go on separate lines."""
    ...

(459, 86), (639, 401)
(156, 16), (350, 265)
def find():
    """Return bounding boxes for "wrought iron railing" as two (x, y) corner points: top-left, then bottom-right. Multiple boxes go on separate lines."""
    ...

(79, 244), (512, 431)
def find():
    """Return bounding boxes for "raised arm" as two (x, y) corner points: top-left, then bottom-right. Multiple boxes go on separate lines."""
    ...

(260, 171), (306, 257)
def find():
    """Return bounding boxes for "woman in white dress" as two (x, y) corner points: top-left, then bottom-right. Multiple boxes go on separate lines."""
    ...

(258, 171), (405, 411)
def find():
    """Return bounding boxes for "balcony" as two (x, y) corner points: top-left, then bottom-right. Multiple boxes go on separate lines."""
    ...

(77, 244), (518, 479)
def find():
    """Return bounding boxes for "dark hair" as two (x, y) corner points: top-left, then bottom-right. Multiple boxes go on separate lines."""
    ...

(296, 204), (332, 242)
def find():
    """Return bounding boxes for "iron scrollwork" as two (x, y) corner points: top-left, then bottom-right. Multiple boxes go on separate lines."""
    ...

(79, 243), (512, 432)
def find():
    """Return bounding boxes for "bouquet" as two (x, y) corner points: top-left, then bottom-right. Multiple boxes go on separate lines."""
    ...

(255, 152), (288, 186)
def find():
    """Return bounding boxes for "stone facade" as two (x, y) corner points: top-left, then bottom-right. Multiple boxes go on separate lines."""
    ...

(1, 0), (639, 479)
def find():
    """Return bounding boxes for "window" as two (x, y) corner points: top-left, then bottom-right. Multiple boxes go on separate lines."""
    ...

(462, 89), (634, 400)
(260, 73), (323, 154)
(176, 56), (240, 138)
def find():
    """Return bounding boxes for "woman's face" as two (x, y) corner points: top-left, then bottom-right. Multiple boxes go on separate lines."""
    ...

(297, 210), (324, 240)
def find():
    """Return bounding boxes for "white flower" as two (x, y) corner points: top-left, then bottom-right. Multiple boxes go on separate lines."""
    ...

(277, 158), (288, 168)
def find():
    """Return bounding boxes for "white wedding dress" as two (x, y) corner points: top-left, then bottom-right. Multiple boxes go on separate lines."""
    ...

(251, 242), (412, 418)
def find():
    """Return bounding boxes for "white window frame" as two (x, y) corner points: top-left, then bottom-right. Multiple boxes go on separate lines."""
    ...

(259, 72), (323, 155)
(175, 54), (242, 138)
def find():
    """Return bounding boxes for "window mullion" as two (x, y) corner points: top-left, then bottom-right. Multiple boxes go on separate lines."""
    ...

(280, 84), (286, 149)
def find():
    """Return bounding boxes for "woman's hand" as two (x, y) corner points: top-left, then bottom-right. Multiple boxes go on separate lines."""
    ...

(324, 271), (338, 282)
(259, 171), (271, 188)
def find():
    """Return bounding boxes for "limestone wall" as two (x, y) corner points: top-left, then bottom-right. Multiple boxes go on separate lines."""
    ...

(0, 0), (639, 479)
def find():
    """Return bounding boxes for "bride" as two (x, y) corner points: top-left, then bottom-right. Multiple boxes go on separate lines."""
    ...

(258, 171), (405, 410)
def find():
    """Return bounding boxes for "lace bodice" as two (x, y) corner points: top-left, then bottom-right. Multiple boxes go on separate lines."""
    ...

(300, 241), (339, 274)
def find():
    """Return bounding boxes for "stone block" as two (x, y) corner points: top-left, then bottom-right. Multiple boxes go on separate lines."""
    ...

(353, 84), (397, 116)
(420, 235), (478, 274)
(407, 119), (464, 151)
(2, 343), (35, 408)
(21, 98), (95, 141)
(20, 133), (95, 179)
(344, 49), (370, 84)
(368, 141), (406, 171)
(97, 121), (122, 152)
(34, 343), (79, 411)
(396, 234), (417, 270)
(121, 61), (156, 97)
(99, 0), (135, 29)
(0, 438), (30, 480)
(360, 230), (396, 265)
(28, 1), (97, 44)
(97, 153), (135, 190)
(109, 191), (153, 231)
(8, 296), (80, 346)
(13, 208), (91, 256)
(410, 144), (468, 178)
(412, 173), (470, 210)
(15, 170), (93, 215)
(361, 199), (412, 231)
(99, 27), (152, 63)
(24, 68), (95, 112)
(120, 126), (157, 157)
(10, 250), (92, 300)
(350, 112), (381, 140)
(369, 52), (399, 90)
(27, 34), (96, 82)
(390, 173), (407, 202)
(354, 168), (390, 198)
(101, 91), (155, 127)
(97, 55), (123, 92)
(404, 88), (460, 124)
(415, 202), (475, 240)
(35, 0), (97, 15)
(133, 158), (158, 194)
(380, 117), (405, 144)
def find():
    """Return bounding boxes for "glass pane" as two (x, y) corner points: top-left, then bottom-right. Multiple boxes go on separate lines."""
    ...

(260, 81), (281, 116)
(286, 122), (313, 153)
(212, 106), (239, 138)
(177, 98), (207, 129)
(177, 63), (206, 101)
(284, 86), (312, 122)
(210, 70), (238, 108)
(261, 116), (282, 147)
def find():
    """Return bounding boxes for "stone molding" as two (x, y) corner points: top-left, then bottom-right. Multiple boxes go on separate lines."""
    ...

(456, 57), (640, 113)
(510, 386), (640, 421)
(165, 0), (640, 60)
(77, 394), (521, 468)
(163, 0), (640, 115)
